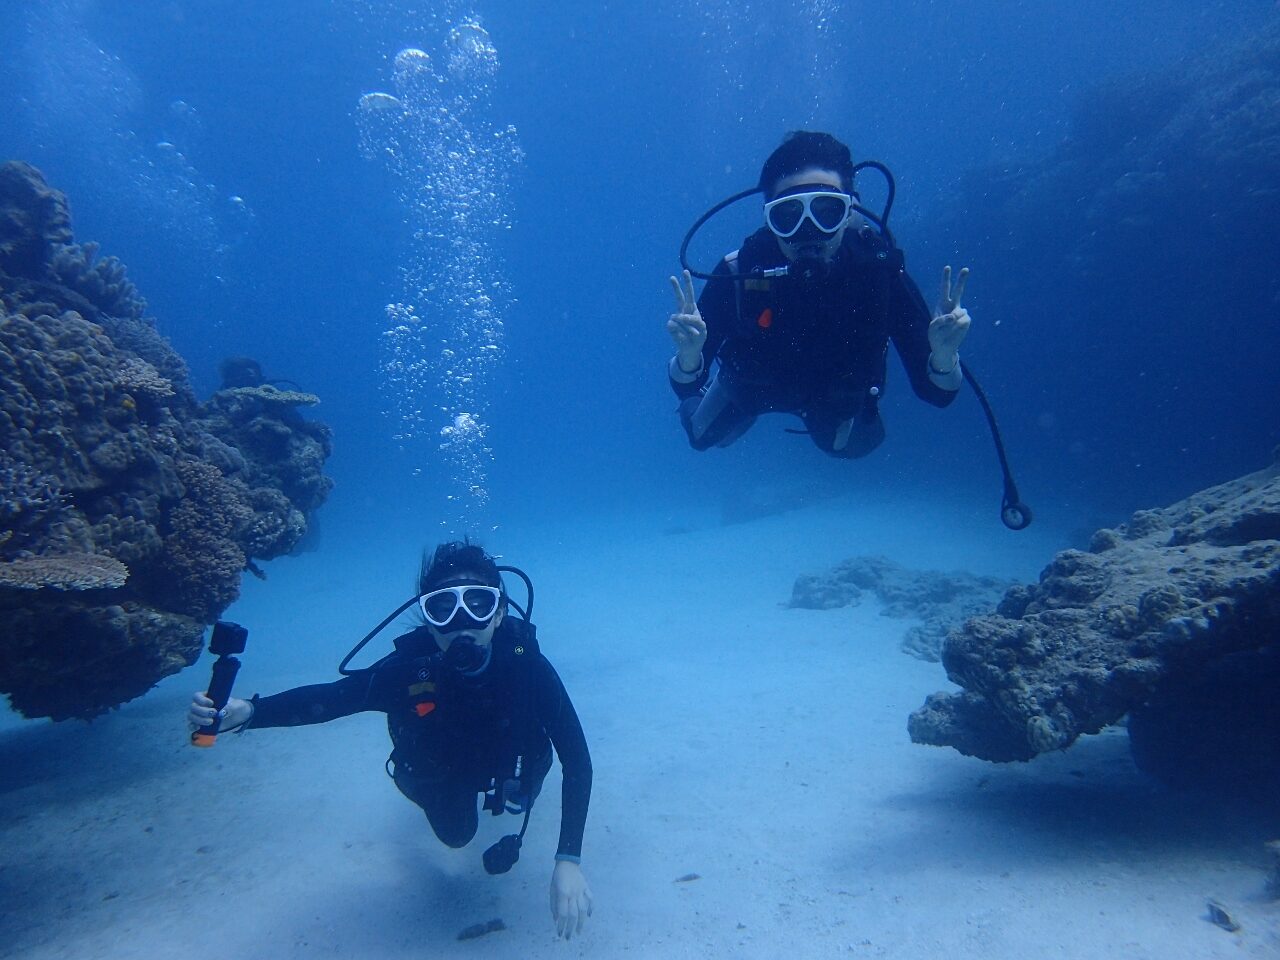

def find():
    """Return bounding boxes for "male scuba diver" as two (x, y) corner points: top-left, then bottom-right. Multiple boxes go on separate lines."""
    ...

(188, 540), (594, 939)
(667, 130), (972, 458)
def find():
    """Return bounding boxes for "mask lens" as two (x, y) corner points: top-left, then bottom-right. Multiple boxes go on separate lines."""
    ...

(810, 194), (849, 231)
(462, 587), (498, 619)
(766, 197), (805, 235)
(423, 591), (461, 624)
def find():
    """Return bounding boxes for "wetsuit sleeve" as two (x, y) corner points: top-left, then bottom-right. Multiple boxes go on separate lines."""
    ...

(534, 656), (592, 860)
(669, 257), (736, 399)
(888, 267), (958, 408)
(248, 670), (385, 729)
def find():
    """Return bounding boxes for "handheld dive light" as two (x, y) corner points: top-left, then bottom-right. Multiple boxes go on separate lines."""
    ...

(191, 620), (248, 748)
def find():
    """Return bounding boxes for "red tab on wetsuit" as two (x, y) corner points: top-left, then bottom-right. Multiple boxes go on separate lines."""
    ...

(414, 701), (436, 717)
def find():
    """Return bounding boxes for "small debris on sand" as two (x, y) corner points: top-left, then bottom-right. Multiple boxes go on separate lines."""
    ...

(1206, 900), (1240, 933)
(457, 918), (506, 941)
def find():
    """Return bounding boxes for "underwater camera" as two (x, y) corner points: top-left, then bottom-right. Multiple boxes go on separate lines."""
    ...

(191, 620), (249, 748)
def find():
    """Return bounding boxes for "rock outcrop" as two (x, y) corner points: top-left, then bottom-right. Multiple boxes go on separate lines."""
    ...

(0, 162), (334, 720)
(909, 455), (1280, 788)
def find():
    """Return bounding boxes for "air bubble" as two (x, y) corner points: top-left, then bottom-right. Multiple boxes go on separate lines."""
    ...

(360, 21), (520, 535)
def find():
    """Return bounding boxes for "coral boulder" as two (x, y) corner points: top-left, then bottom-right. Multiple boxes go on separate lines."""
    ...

(908, 455), (1280, 790)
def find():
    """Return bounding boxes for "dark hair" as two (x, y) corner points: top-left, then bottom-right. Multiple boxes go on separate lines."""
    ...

(758, 131), (854, 200)
(418, 539), (502, 594)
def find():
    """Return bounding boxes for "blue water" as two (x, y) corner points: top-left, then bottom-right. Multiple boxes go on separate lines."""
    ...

(4, 0), (1276, 539)
(2, 1), (1278, 955)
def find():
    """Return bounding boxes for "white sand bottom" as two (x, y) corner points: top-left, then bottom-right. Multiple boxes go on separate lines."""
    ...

(1, 495), (1276, 958)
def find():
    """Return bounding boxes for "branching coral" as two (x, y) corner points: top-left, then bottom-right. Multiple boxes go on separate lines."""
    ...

(0, 454), (65, 530)
(114, 357), (175, 400)
(48, 241), (147, 321)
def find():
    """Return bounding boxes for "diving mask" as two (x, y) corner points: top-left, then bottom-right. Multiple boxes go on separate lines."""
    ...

(764, 190), (851, 239)
(419, 584), (502, 628)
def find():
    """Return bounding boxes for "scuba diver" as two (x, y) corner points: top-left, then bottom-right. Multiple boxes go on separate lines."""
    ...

(667, 130), (971, 460)
(218, 355), (305, 391)
(187, 540), (594, 940)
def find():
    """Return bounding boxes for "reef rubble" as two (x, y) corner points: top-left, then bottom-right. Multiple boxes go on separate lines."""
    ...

(0, 161), (333, 720)
(907, 454), (1280, 789)
(788, 555), (1016, 662)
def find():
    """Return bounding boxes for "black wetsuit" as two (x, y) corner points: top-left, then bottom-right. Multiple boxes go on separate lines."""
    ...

(670, 225), (957, 456)
(247, 618), (591, 859)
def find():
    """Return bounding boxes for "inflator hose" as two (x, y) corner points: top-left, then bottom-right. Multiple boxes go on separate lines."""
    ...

(959, 361), (1033, 530)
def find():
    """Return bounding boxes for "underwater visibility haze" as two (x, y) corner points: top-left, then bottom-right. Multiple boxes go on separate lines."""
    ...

(1, 1), (1278, 956)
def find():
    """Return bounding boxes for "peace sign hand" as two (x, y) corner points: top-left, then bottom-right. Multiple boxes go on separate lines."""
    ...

(928, 264), (972, 365)
(937, 264), (969, 316)
(667, 269), (707, 374)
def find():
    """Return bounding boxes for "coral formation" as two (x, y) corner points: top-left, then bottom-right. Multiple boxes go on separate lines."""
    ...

(908, 455), (1280, 790)
(0, 162), (333, 720)
(218, 385), (319, 408)
(115, 357), (175, 399)
(0, 553), (128, 590)
(789, 555), (1016, 661)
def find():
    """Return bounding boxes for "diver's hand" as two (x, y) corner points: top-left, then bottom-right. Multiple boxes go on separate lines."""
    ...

(928, 264), (971, 373)
(667, 269), (706, 375)
(550, 860), (593, 940)
(188, 692), (252, 732)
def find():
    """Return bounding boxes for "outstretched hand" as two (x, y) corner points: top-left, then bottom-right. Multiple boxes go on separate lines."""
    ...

(550, 860), (593, 940)
(666, 269), (706, 373)
(928, 264), (971, 365)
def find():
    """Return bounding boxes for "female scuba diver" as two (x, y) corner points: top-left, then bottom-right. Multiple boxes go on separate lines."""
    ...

(187, 540), (594, 939)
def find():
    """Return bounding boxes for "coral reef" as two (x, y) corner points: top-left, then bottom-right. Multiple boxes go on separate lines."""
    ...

(197, 386), (332, 528)
(0, 162), (333, 720)
(908, 455), (1280, 789)
(789, 555), (1016, 661)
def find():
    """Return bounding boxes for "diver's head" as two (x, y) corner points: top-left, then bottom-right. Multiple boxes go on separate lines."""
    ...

(418, 540), (506, 673)
(218, 356), (266, 389)
(759, 131), (856, 270)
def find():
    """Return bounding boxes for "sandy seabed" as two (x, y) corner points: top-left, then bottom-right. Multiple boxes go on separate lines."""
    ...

(2, 494), (1277, 959)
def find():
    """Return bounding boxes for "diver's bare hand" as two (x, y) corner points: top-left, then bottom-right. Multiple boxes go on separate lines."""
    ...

(550, 860), (593, 940)
(188, 691), (252, 731)
(928, 264), (971, 372)
(666, 269), (706, 374)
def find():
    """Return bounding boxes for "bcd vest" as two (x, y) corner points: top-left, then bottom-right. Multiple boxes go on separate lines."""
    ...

(720, 226), (904, 411)
(386, 618), (547, 792)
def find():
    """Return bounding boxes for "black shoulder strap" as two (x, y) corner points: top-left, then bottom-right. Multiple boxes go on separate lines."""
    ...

(502, 616), (541, 659)
(850, 224), (903, 271)
(726, 249), (743, 329)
